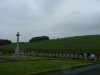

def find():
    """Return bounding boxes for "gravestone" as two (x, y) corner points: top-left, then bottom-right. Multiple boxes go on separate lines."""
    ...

(75, 54), (78, 59)
(56, 53), (59, 57)
(52, 53), (55, 57)
(37, 53), (40, 56)
(20, 51), (23, 55)
(59, 54), (62, 57)
(28, 52), (30, 56)
(39, 52), (42, 56)
(32, 51), (35, 56)
(66, 54), (70, 58)
(0, 51), (2, 55)
(89, 54), (95, 60)
(45, 53), (47, 56)
(62, 53), (66, 57)
(70, 54), (74, 59)
(83, 53), (88, 60)
(79, 55), (83, 59)
(21, 50), (25, 55)
(99, 56), (100, 61)
(49, 53), (51, 57)
(94, 56), (97, 61)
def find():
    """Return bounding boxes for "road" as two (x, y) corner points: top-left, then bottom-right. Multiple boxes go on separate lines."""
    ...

(33, 64), (100, 75)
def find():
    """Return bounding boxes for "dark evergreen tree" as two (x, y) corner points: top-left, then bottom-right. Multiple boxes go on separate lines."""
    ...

(29, 36), (50, 43)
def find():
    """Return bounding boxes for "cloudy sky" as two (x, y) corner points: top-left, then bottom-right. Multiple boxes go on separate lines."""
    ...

(0, 0), (100, 42)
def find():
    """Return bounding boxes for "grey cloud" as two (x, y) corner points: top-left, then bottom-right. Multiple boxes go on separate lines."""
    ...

(0, 0), (100, 42)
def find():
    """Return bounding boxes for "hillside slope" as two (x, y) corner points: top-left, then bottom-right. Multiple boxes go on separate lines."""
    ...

(0, 35), (100, 53)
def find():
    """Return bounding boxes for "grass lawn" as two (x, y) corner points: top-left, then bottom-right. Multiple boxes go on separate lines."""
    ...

(0, 56), (94, 75)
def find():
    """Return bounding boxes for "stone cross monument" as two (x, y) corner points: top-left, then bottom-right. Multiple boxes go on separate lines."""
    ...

(15, 32), (20, 56)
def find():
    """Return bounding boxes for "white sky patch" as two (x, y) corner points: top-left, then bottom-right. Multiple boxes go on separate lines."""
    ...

(0, 0), (100, 42)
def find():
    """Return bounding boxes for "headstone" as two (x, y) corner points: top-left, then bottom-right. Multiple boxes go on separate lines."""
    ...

(39, 52), (42, 56)
(52, 53), (55, 57)
(63, 53), (66, 57)
(75, 54), (78, 59)
(48, 53), (51, 57)
(98, 56), (100, 61)
(59, 54), (62, 57)
(45, 53), (48, 56)
(33, 52), (36, 56)
(83, 53), (88, 60)
(20, 51), (23, 55)
(43, 53), (45, 56)
(94, 56), (97, 61)
(20, 50), (24, 55)
(56, 53), (59, 57)
(51, 53), (53, 57)
(32, 51), (34, 55)
(70, 54), (74, 59)
(79, 55), (83, 59)
(91, 54), (95, 58)
(0, 51), (2, 55)
(66, 54), (70, 58)
(37, 53), (40, 56)
(89, 54), (95, 60)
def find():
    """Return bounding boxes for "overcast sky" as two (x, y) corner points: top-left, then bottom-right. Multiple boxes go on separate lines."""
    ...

(0, 0), (100, 42)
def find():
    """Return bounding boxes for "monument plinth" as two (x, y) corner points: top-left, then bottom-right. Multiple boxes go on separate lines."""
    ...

(15, 32), (20, 56)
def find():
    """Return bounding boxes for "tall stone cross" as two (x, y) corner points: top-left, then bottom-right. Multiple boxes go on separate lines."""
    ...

(15, 32), (20, 55)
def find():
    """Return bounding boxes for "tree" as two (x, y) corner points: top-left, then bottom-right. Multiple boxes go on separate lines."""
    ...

(29, 36), (50, 43)
(0, 39), (12, 46)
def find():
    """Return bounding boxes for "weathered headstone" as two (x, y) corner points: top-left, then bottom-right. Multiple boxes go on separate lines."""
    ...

(75, 54), (78, 59)
(20, 50), (24, 55)
(52, 53), (55, 57)
(0, 51), (2, 55)
(62, 53), (66, 57)
(59, 54), (62, 57)
(40, 52), (43, 56)
(98, 56), (100, 61)
(66, 54), (70, 58)
(37, 52), (40, 56)
(70, 54), (74, 59)
(94, 56), (97, 61)
(79, 55), (83, 59)
(56, 53), (59, 57)
(45, 53), (48, 56)
(89, 54), (95, 60)
(49, 53), (51, 57)
(83, 53), (88, 60)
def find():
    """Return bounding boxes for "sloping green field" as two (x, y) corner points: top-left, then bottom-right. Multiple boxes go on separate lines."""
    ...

(0, 35), (100, 53)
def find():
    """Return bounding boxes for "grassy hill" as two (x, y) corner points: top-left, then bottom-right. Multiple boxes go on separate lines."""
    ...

(0, 35), (100, 53)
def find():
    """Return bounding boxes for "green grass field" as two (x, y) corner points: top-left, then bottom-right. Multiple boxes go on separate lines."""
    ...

(0, 35), (99, 75)
(0, 56), (94, 75)
(0, 35), (100, 53)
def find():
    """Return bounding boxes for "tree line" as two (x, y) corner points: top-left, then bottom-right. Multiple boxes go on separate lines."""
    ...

(0, 39), (12, 46)
(0, 36), (49, 46)
(29, 36), (50, 43)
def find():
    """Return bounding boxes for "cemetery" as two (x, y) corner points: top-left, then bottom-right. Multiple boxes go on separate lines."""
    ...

(0, 32), (100, 75)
